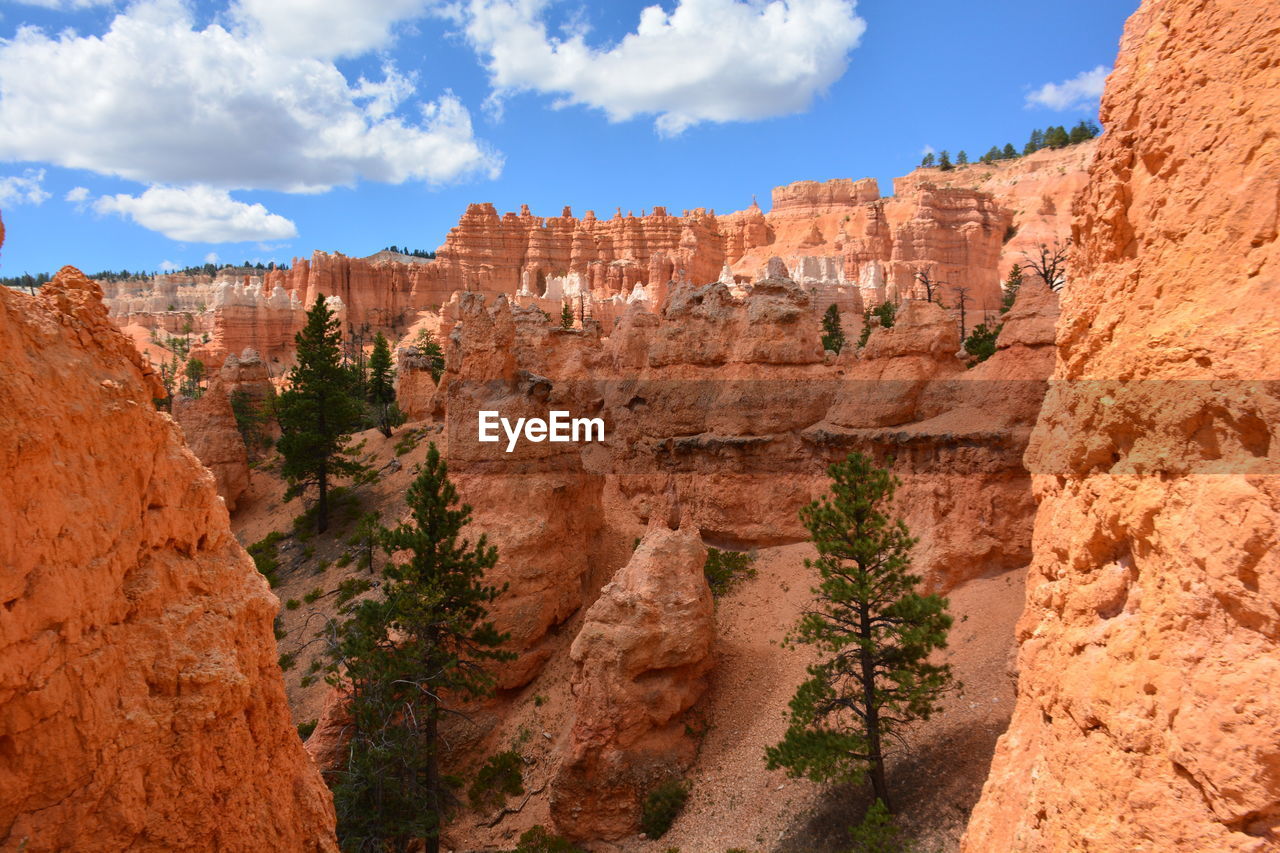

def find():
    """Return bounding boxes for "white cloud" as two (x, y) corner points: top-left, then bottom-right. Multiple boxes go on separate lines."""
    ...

(0, 0), (501, 194)
(229, 0), (434, 59)
(203, 251), (219, 263)
(0, 168), (50, 205)
(93, 185), (299, 243)
(921, 144), (935, 156)
(12, 0), (115, 9)
(454, 0), (866, 136)
(1026, 65), (1110, 111)
(159, 259), (178, 272)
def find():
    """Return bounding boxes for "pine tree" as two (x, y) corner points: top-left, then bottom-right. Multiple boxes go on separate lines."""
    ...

(982, 145), (1001, 164)
(1001, 142), (1018, 160)
(938, 150), (953, 171)
(1045, 125), (1070, 148)
(920, 152), (936, 168)
(277, 295), (369, 534)
(765, 453), (954, 811)
(561, 300), (574, 329)
(821, 304), (846, 354)
(414, 328), (447, 382)
(367, 332), (397, 438)
(1024, 128), (1045, 155)
(1001, 263), (1023, 314)
(956, 150), (968, 165)
(964, 321), (1000, 365)
(327, 444), (513, 853)
(1069, 120), (1092, 144)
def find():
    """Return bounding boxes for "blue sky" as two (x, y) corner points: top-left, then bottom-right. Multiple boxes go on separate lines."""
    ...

(0, 0), (1136, 277)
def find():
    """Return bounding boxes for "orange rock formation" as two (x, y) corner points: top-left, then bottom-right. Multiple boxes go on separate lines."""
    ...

(963, 0), (1280, 849)
(0, 260), (336, 851)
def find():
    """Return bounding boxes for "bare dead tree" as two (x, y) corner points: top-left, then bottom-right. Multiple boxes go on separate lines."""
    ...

(950, 284), (972, 340)
(913, 267), (947, 303)
(1023, 239), (1071, 291)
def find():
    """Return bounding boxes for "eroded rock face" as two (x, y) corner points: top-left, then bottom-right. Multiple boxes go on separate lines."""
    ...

(173, 379), (251, 512)
(550, 524), (714, 840)
(0, 265), (336, 850)
(963, 1), (1280, 850)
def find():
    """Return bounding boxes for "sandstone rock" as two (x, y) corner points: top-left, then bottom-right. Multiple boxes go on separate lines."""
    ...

(173, 379), (251, 512)
(0, 264), (336, 851)
(963, 1), (1280, 849)
(550, 524), (714, 840)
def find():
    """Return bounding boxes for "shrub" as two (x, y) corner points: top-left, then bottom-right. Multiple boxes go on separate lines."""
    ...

(511, 826), (583, 853)
(640, 779), (690, 839)
(248, 532), (284, 586)
(963, 322), (1000, 365)
(278, 653), (296, 672)
(704, 548), (758, 597)
(297, 719), (317, 739)
(468, 749), (525, 811)
(304, 587), (324, 604)
(846, 799), (914, 852)
(285, 599), (301, 610)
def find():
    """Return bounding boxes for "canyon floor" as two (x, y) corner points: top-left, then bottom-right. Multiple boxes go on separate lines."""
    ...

(231, 422), (1026, 852)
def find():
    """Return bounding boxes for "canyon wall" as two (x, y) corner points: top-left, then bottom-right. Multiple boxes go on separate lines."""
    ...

(0, 258), (336, 850)
(963, 0), (1280, 849)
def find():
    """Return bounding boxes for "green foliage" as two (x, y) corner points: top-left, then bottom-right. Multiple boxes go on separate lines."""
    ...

(297, 719), (318, 739)
(292, 486), (362, 539)
(937, 150), (952, 171)
(304, 587), (324, 604)
(229, 390), (274, 458)
(963, 322), (1000, 365)
(640, 779), (690, 839)
(1001, 264), (1023, 314)
(347, 510), (383, 572)
(919, 152), (935, 168)
(468, 749), (526, 811)
(955, 150), (968, 165)
(980, 145), (1001, 164)
(181, 357), (205, 398)
(326, 443), (514, 852)
(414, 328), (447, 382)
(1001, 142), (1018, 160)
(872, 301), (896, 330)
(248, 532), (284, 586)
(847, 799), (914, 852)
(821, 304), (846, 354)
(278, 652), (296, 672)
(367, 332), (397, 438)
(286, 599), (301, 611)
(277, 295), (370, 534)
(765, 453), (954, 811)
(561, 300), (575, 329)
(510, 826), (584, 853)
(1024, 128), (1045, 155)
(704, 548), (758, 597)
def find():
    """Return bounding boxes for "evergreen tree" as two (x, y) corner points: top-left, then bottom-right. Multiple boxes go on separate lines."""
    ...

(367, 332), (397, 439)
(327, 445), (513, 853)
(963, 321), (1000, 364)
(920, 152), (936, 168)
(938, 150), (953, 171)
(1069, 120), (1092, 144)
(181, 357), (205, 398)
(1001, 143), (1018, 160)
(1045, 125), (1070, 148)
(1085, 119), (1102, 138)
(1000, 263), (1023, 314)
(765, 453), (954, 811)
(414, 328), (447, 382)
(982, 145), (1001, 164)
(277, 295), (369, 534)
(1024, 128), (1045, 155)
(955, 150), (968, 165)
(561, 300), (574, 329)
(821, 304), (846, 354)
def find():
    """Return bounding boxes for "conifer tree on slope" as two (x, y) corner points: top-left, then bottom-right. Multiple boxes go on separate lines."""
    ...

(765, 452), (954, 812)
(821, 304), (846, 354)
(277, 294), (368, 534)
(367, 331), (396, 438)
(327, 444), (512, 853)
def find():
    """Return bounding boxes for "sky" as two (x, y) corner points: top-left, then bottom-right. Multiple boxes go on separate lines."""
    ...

(0, 0), (1137, 277)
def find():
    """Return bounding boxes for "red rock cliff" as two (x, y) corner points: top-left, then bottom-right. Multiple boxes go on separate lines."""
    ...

(963, 1), (1280, 849)
(0, 259), (337, 850)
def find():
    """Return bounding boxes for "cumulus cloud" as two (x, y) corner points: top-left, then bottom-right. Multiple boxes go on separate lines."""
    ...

(455, 0), (866, 136)
(0, 0), (501, 194)
(204, 251), (220, 263)
(93, 185), (299, 243)
(1026, 65), (1109, 111)
(64, 186), (90, 203)
(229, 0), (434, 59)
(0, 168), (50, 205)
(159, 259), (178, 272)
